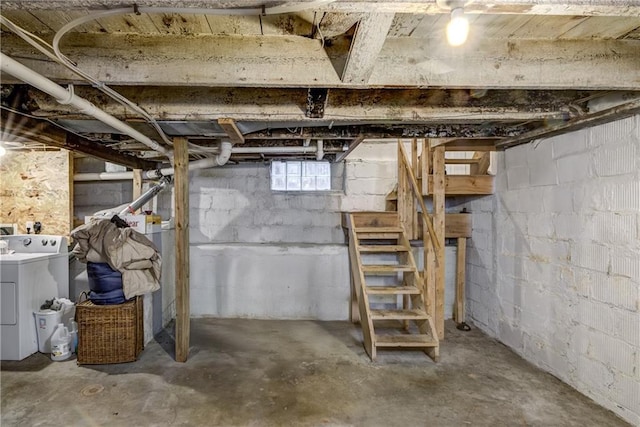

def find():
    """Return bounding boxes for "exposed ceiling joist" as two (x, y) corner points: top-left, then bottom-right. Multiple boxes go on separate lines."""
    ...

(431, 138), (500, 151)
(25, 86), (589, 123)
(496, 96), (640, 149)
(0, 1), (637, 17)
(217, 118), (245, 144)
(0, 110), (158, 169)
(340, 12), (395, 84)
(3, 34), (639, 90)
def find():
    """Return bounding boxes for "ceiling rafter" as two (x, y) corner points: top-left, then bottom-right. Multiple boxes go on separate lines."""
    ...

(0, 110), (158, 169)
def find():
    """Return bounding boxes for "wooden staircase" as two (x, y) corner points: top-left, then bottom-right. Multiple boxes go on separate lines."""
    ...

(347, 211), (439, 362)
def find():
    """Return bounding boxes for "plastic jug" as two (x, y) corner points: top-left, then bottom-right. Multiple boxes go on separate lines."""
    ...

(68, 320), (78, 354)
(50, 324), (71, 361)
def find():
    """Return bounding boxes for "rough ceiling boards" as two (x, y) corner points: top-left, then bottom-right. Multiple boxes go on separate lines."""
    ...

(1, 0), (639, 167)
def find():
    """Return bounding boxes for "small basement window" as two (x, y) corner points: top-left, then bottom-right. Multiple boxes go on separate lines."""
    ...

(271, 160), (331, 191)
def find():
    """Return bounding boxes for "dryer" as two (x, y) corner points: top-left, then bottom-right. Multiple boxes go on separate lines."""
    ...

(0, 235), (69, 360)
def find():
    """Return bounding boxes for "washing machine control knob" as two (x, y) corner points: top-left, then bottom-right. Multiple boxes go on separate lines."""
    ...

(41, 239), (48, 246)
(23, 238), (31, 246)
(50, 239), (57, 246)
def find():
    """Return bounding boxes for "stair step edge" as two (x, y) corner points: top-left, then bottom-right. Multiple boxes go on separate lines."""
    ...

(370, 309), (429, 320)
(365, 286), (421, 294)
(375, 335), (438, 347)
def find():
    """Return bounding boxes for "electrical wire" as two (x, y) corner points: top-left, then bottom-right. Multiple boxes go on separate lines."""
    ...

(1, 15), (175, 152)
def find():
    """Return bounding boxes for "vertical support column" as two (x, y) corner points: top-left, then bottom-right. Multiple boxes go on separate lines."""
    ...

(411, 138), (419, 240)
(174, 137), (190, 362)
(421, 139), (430, 196)
(68, 150), (74, 234)
(397, 140), (414, 236)
(454, 237), (467, 324)
(423, 143), (435, 321)
(132, 169), (143, 214)
(433, 145), (446, 339)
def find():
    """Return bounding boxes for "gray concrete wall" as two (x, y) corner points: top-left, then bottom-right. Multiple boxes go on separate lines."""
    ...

(461, 115), (640, 425)
(188, 162), (348, 319)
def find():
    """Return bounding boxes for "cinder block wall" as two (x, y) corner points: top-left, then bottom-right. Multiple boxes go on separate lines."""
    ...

(462, 115), (640, 425)
(189, 141), (400, 320)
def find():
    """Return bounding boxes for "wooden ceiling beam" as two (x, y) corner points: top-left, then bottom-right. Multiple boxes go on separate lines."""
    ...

(3, 33), (639, 90)
(25, 86), (592, 123)
(496, 97), (640, 149)
(0, 111), (158, 169)
(217, 118), (245, 145)
(0, 1), (637, 17)
(340, 12), (395, 84)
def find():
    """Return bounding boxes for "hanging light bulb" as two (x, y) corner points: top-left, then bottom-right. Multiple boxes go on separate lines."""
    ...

(0, 143), (6, 157)
(446, 8), (469, 46)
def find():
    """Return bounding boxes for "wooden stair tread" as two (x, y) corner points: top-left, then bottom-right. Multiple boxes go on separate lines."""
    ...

(375, 334), (438, 347)
(366, 286), (421, 295)
(371, 309), (429, 320)
(355, 227), (403, 233)
(361, 264), (414, 273)
(358, 245), (408, 253)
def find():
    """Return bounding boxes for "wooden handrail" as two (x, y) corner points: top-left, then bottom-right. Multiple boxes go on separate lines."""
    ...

(398, 141), (441, 252)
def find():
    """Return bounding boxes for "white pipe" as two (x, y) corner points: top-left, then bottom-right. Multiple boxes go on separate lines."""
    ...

(73, 142), (324, 181)
(232, 146), (318, 154)
(0, 53), (171, 157)
(316, 140), (324, 160)
(74, 141), (233, 181)
(75, 172), (135, 181)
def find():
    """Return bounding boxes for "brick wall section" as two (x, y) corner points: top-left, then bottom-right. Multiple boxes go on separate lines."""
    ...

(462, 115), (640, 425)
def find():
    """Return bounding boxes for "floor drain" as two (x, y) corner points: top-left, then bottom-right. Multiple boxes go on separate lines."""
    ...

(81, 384), (105, 396)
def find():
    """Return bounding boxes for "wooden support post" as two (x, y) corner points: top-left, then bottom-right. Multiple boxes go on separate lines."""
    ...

(174, 137), (190, 362)
(411, 138), (419, 240)
(470, 152), (490, 175)
(132, 169), (143, 213)
(421, 139), (430, 195)
(397, 140), (413, 236)
(454, 237), (467, 325)
(68, 150), (74, 233)
(433, 145), (446, 340)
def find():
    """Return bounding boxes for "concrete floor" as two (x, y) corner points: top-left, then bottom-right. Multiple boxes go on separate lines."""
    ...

(1, 319), (629, 427)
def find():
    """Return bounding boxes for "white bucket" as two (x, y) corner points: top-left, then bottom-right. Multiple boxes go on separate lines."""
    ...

(34, 310), (63, 353)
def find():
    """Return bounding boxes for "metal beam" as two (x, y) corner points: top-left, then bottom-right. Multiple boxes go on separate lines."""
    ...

(341, 13), (395, 84)
(3, 33), (639, 89)
(496, 97), (640, 149)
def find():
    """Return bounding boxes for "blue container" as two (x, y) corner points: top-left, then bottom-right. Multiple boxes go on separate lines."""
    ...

(87, 262), (123, 293)
(88, 289), (126, 305)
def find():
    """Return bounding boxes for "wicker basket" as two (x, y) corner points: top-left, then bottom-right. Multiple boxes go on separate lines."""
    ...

(75, 295), (143, 365)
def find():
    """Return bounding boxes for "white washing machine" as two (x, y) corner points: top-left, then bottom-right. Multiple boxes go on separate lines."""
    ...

(0, 235), (69, 360)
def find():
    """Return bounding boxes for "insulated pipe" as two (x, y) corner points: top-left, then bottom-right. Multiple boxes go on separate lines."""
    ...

(119, 176), (171, 215)
(316, 140), (324, 161)
(0, 53), (171, 157)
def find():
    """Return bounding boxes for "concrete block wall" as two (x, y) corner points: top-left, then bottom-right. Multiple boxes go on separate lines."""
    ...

(462, 115), (640, 425)
(188, 143), (406, 320)
(74, 157), (133, 220)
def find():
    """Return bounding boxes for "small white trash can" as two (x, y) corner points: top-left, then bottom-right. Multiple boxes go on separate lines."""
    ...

(34, 310), (62, 353)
